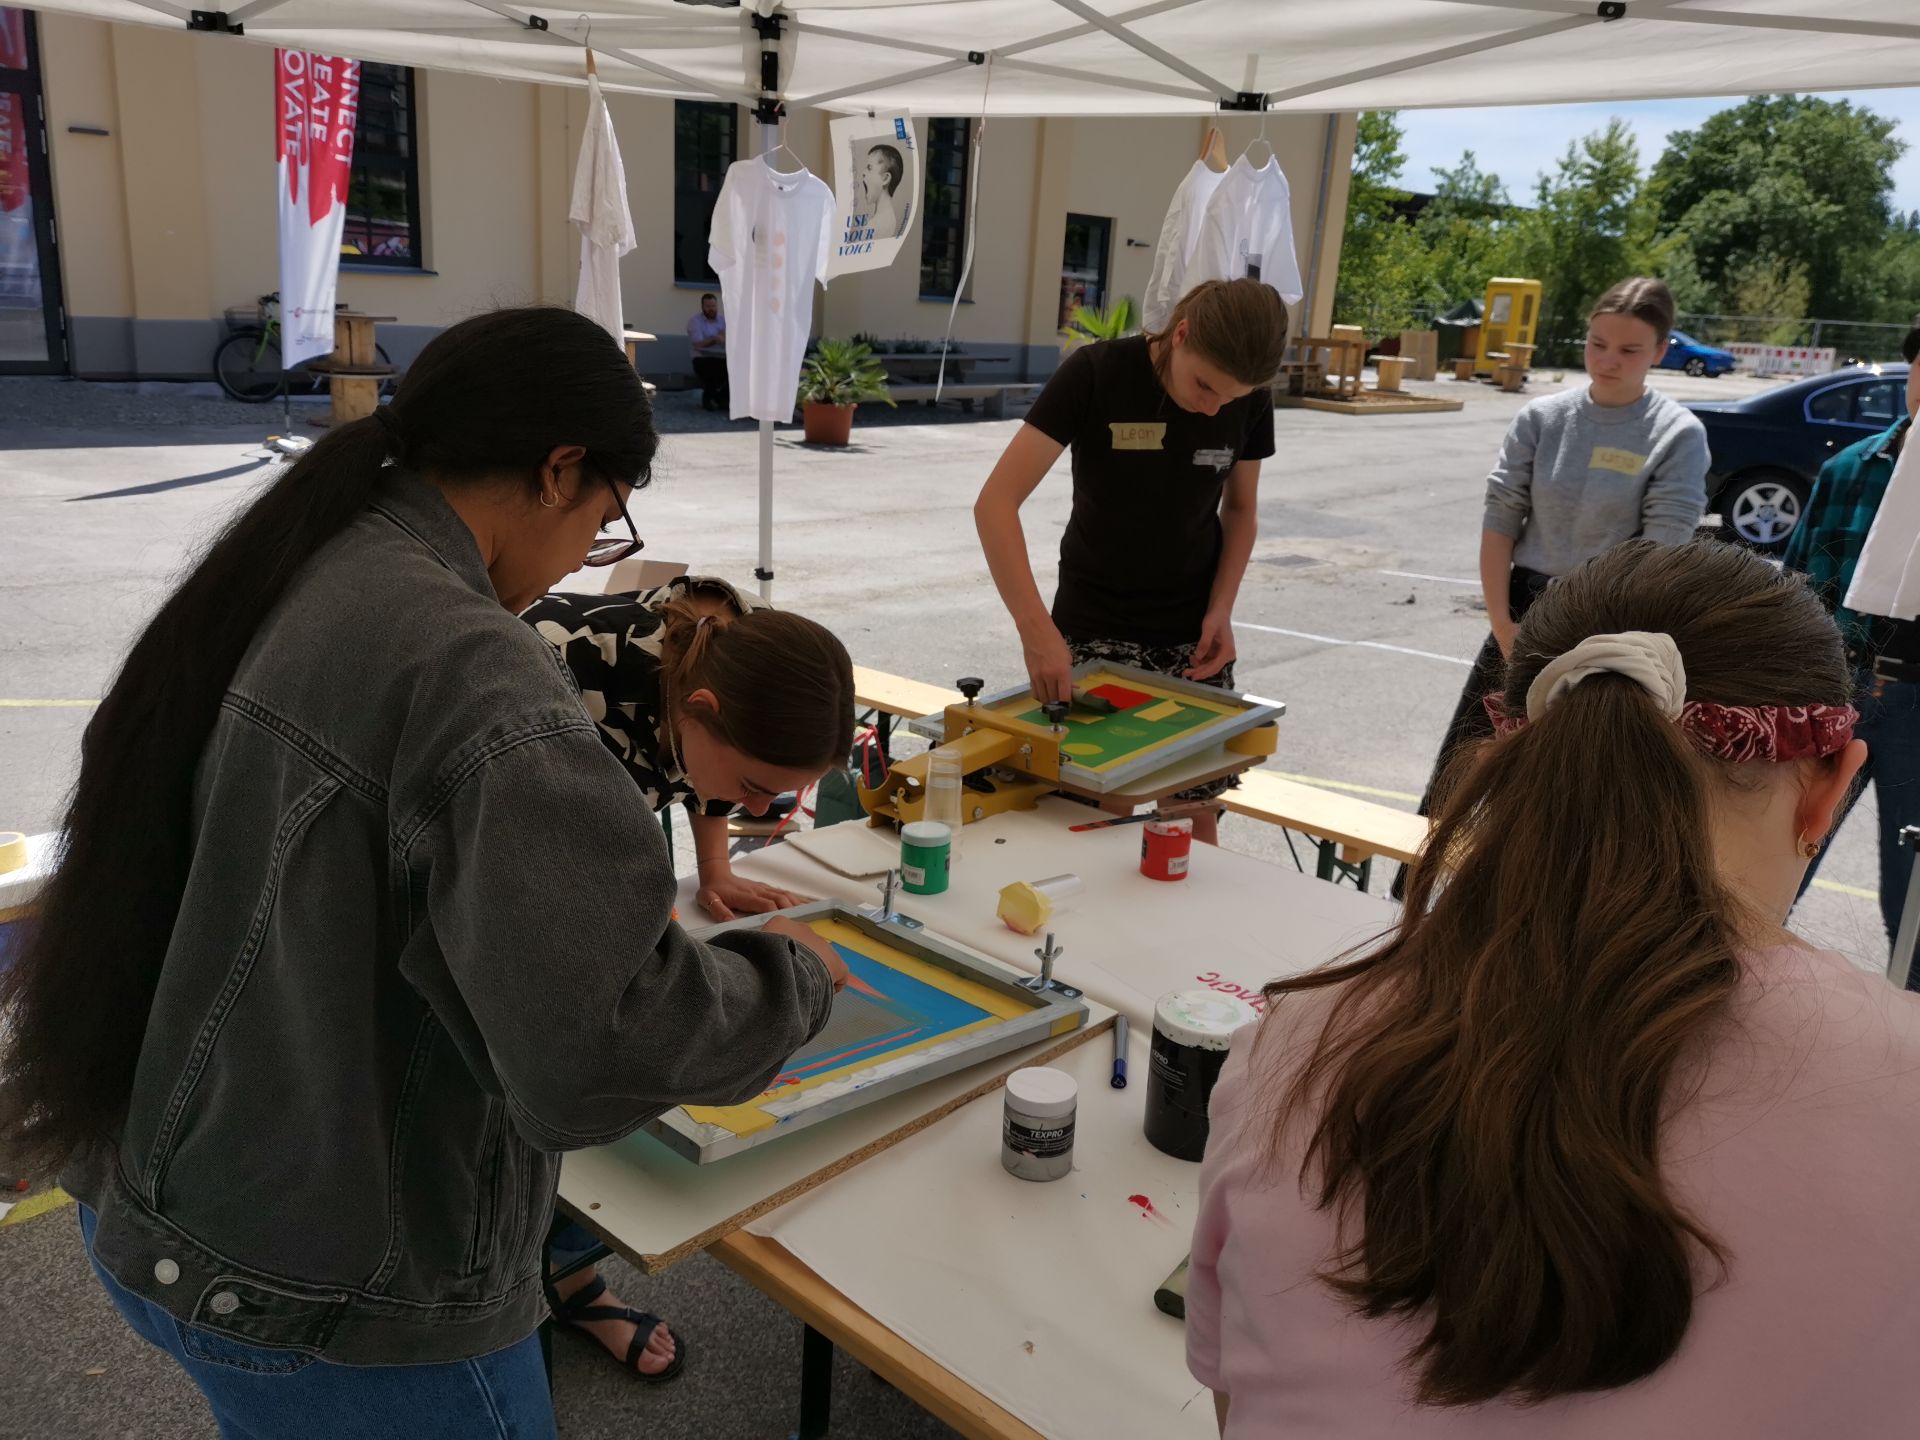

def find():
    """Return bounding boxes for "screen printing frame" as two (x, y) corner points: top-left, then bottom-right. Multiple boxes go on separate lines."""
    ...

(909, 662), (1286, 795)
(646, 901), (1090, 1163)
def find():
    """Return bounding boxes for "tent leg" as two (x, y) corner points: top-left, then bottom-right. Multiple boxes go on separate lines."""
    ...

(758, 418), (774, 601)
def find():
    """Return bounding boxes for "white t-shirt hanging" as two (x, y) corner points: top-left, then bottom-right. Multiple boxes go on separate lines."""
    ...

(1142, 160), (1227, 332)
(1844, 437), (1920, 620)
(1189, 154), (1305, 307)
(708, 157), (836, 423)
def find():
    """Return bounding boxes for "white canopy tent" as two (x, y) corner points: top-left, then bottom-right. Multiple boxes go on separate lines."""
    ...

(27, 0), (1920, 596)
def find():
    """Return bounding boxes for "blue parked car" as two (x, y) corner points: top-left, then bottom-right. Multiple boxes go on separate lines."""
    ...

(1685, 363), (1911, 550)
(1659, 330), (1738, 378)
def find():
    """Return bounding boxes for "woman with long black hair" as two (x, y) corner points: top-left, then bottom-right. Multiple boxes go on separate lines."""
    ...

(0, 307), (845, 1437)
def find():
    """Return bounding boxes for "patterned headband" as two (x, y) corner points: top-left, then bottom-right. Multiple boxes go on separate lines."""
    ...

(1481, 628), (1857, 762)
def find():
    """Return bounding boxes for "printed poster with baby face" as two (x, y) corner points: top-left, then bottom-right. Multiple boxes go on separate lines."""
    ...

(825, 111), (919, 279)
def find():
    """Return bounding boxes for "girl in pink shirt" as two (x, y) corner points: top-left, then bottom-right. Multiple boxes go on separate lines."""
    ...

(1189, 538), (1920, 1437)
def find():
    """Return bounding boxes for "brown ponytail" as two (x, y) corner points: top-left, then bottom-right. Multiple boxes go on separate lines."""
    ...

(1146, 278), (1290, 388)
(1261, 539), (1852, 1407)
(658, 594), (855, 770)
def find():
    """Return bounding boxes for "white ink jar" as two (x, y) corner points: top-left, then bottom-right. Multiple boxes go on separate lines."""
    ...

(1001, 1066), (1077, 1183)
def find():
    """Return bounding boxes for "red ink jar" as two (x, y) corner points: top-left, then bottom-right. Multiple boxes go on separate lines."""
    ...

(1140, 817), (1193, 882)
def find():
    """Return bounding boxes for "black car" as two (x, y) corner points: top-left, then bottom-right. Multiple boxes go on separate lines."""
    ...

(1686, 364), (1910, 551)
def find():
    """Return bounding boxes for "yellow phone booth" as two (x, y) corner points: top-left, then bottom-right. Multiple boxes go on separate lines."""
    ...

(1474, 278), (1542, 374)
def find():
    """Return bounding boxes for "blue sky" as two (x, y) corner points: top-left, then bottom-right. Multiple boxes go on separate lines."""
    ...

(1395, 89), (1920, 216)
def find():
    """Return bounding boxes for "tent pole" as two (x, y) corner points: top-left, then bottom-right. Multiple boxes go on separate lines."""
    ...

(754, 17), (782, 604)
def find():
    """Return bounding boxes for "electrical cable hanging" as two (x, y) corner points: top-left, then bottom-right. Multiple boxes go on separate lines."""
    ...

(934, 51), (995, 403)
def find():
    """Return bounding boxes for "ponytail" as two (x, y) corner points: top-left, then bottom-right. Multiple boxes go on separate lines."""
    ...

(0, 306), (656, 1174)
(1260, 539), (1852, 1407)
(658, 595), (855, 771)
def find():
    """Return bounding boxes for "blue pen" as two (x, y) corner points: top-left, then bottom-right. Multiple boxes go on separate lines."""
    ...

(1110, 1015), (1129, 1089)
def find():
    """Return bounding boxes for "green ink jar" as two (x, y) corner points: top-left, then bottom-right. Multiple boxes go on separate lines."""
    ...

(899, 820), (951, 895)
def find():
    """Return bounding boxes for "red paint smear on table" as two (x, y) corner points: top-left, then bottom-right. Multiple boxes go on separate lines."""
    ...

(1128, 1193), (1172, 1224)
(1090, 684), (1153, 710)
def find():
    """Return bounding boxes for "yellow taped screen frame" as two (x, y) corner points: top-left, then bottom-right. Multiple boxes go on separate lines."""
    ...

(682, 918), (1033, 1137)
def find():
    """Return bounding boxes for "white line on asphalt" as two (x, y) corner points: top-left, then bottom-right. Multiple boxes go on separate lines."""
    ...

(1233, 621), (1474, 667)
(1379, 569), (1479, 586)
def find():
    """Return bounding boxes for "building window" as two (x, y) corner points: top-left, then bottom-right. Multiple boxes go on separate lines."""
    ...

(919, 117), (970, 299)
(341, 63), (421, 267)
(675, 100), (736, 284)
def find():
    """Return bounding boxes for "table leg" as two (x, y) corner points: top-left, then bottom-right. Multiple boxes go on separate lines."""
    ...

(1314, 839), (1336, 883)
(792, 1323), (835, 1439)
(876, 711), (895, 762)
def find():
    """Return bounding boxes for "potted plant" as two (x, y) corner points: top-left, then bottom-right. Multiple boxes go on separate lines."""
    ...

(797, 337), (895, 445)
(1062, 297), (1138, 349)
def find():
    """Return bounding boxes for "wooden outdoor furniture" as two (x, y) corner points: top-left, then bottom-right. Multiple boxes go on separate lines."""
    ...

(623, 328), (655, 368)
(885, 382), (1040, 418)
(1451, 356), (1477, 380)
(1296, 334), (1365, 399)
(1397, 329), (1439, 381)
(311, 311), (396, 426)
(1374, 355), (1411, 393)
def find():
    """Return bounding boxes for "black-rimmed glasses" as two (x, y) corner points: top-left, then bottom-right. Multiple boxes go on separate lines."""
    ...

(585, 485), (644, 567)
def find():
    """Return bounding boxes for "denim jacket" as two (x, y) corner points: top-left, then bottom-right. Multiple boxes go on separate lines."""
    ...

(66, 471), (834, 1365)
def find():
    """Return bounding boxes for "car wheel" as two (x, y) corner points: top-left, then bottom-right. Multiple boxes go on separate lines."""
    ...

(1720, 470), (1810, 552)
(1684, 357), (1707, 377)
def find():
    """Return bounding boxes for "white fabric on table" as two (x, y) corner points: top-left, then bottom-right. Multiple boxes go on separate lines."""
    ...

(709, 157), (835, 423)
(569, 72), (635, 347)
(752, 1026), (1217, 1440)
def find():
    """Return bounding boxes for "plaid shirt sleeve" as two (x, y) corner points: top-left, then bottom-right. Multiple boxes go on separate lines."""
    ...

(1783, 423), (1905, 654)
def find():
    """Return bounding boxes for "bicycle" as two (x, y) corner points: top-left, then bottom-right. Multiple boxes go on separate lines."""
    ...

(214, 292), (394, 403)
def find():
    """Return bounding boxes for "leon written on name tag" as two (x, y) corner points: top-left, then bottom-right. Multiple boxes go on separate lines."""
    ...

(1110, 422), (1167, 451)
(1590, 446), (1649, 475)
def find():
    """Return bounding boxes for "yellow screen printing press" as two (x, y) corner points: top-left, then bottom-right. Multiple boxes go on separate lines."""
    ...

(859, 662), (1283, 827)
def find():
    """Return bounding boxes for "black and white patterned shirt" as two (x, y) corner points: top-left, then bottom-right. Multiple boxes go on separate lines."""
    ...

(522, 576), (760, 816)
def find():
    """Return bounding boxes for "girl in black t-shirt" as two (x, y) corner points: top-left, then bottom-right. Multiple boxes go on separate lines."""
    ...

(974, 278), (1288, 841)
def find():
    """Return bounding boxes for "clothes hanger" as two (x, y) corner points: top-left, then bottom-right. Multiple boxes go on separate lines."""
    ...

(763, 114), (807, 175)
(1199, 125), (1228, 173)
(1240, 109), (1274, 168)
(578, 16), (597, 80)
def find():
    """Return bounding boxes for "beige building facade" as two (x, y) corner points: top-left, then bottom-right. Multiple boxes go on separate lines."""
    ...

(15, 11), (1355, 383)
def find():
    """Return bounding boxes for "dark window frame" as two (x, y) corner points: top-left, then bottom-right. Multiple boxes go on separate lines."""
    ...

(674, 100), (737, 285)
(342, 63), (423, 271)
(919, 117), (971, 301)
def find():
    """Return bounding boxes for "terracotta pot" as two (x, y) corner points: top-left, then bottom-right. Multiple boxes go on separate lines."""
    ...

(802, 401), (856, 446)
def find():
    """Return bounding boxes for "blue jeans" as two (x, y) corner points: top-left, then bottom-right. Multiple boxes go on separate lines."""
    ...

(79, 1206), (556, 1440)
(1801, 669), (1920, 979)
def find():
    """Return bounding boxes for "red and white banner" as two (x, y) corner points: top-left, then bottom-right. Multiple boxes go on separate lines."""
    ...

(0, 9), (41, 313)
(275, 48), (359, 368)
(1724, 343), (1839, 377)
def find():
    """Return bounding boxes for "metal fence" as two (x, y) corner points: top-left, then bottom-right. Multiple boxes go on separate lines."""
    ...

(1675, 313), (1913, 363)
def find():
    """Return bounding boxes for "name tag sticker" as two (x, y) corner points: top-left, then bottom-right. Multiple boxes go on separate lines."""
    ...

(1110, 422), (1167, 451)
(1590, 446), (1648, 475)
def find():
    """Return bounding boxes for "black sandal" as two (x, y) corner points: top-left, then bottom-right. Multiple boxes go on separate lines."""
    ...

(544, 1272), (688, 1385)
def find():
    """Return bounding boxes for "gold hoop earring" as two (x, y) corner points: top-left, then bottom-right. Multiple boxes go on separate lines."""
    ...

(539, 492), (559, 509)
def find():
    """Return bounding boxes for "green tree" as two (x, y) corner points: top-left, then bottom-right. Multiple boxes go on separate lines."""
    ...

(1651, 95), (1905, 317)
(1505, 119), (1661, 363)
(1333, 112), (1425, 337)
(1413, 151), (1518, 308)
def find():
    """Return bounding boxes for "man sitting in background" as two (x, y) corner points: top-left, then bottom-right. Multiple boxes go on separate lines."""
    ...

(1783, 322), (1920, 978)
(687, 293), (728, 413)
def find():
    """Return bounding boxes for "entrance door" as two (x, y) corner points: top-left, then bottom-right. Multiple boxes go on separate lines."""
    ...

(0, 8), (65, 372)
(1059, 213), (1113, 330)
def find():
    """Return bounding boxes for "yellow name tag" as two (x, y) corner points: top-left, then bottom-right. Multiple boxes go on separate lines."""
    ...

(1110, 422), (1167, 451)
(1590, 446), (1648, 475)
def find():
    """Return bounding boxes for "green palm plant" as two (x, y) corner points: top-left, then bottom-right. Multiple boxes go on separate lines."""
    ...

(1064, 297), (1139, 347)
(796, 338), (896, 408)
